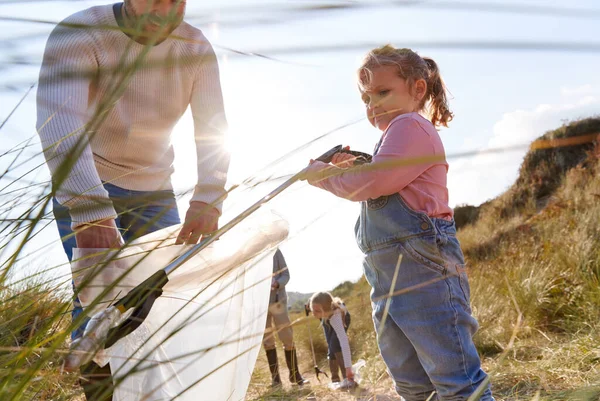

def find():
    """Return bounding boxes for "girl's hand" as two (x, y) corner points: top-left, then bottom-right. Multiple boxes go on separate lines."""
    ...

(331, 146), (356, 168)
(345, 367), (354, 381)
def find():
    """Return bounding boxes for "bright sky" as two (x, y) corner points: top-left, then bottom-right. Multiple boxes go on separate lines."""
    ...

(1, 0), (599, 293)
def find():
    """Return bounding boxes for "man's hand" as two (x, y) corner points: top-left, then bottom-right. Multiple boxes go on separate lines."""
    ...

(176, 201), (220, 245)
(271, 278), (280, 291)
(75, 218), (124, 249)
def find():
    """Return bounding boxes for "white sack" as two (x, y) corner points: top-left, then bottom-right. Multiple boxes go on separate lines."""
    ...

(71, 211), (289, 401)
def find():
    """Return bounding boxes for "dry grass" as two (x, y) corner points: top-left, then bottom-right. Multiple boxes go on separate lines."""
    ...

(0, 280), (82, 400)
(465, 156), (600, 400)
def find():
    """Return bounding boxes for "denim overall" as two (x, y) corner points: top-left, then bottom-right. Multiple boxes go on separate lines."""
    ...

(355, 141), (493, 401)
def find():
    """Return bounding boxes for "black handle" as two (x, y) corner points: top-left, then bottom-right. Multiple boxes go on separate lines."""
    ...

(314, 145), (343, 163)
(114, 269), (168, 311)
(105, 269), (168, 348)
(313, 145), (372, 166)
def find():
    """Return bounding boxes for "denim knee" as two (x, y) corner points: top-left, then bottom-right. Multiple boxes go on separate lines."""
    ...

(364, 244), (493, 401)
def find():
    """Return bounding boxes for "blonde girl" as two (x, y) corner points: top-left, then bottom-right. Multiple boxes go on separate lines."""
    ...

(304, 45), (493, 400)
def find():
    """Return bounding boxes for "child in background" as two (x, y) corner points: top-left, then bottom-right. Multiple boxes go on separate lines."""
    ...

(304, 45), (494, 400)
(308, 292), (354, 386)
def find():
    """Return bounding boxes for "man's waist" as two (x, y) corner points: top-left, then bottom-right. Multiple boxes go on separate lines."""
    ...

(96, 160), (175, 193)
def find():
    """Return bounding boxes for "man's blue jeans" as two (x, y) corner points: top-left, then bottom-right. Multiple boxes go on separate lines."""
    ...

(52, 182), (181, 339)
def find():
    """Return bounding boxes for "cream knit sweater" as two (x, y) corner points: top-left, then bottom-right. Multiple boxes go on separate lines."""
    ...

(36, 4), (229, 227)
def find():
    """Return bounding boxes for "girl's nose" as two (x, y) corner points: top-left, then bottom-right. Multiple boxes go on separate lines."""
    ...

(368, 105), (380, 117)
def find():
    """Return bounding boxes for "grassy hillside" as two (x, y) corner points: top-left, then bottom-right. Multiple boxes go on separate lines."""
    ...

(458, 117), (600, 398)
(287, 291), (313, 313)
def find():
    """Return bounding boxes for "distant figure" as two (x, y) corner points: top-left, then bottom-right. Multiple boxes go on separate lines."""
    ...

(308, 292), (354, 385)
(262, 249), (307, 386)
(304, 45), (494, 400)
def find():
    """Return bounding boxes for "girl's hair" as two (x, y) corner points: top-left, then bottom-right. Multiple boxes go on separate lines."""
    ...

(358, 44), (453, 128)
(310, 292), (345, 314)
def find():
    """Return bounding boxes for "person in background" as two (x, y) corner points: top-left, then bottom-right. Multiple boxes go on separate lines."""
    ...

(262, 249), (308, 387)
(308, 292), (354, 385)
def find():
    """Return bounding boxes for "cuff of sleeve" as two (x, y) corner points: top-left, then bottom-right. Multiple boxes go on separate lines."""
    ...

(306, 161), (337, 184)
(68, 199), (118, 230)
(191, 186), (227, 215)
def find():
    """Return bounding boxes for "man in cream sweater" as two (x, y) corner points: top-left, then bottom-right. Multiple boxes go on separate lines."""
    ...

(36, 1), (229, 399)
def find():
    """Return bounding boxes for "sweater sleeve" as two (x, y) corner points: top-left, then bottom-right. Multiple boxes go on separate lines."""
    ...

(36, 21), (116, 228)
(190, 41), (230, 214)
(307, 117), (439, 201)
(330, 311), (352, 369)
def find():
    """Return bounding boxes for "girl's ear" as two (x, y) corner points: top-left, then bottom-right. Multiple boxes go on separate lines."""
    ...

(414, 78), (427, 102)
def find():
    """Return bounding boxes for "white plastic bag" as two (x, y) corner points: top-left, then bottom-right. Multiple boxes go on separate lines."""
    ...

(71, 211), (288, 401)
(328, 359), (367, 390)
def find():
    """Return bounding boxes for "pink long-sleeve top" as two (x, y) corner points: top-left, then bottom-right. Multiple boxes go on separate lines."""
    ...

(307, 112), (453, 220)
